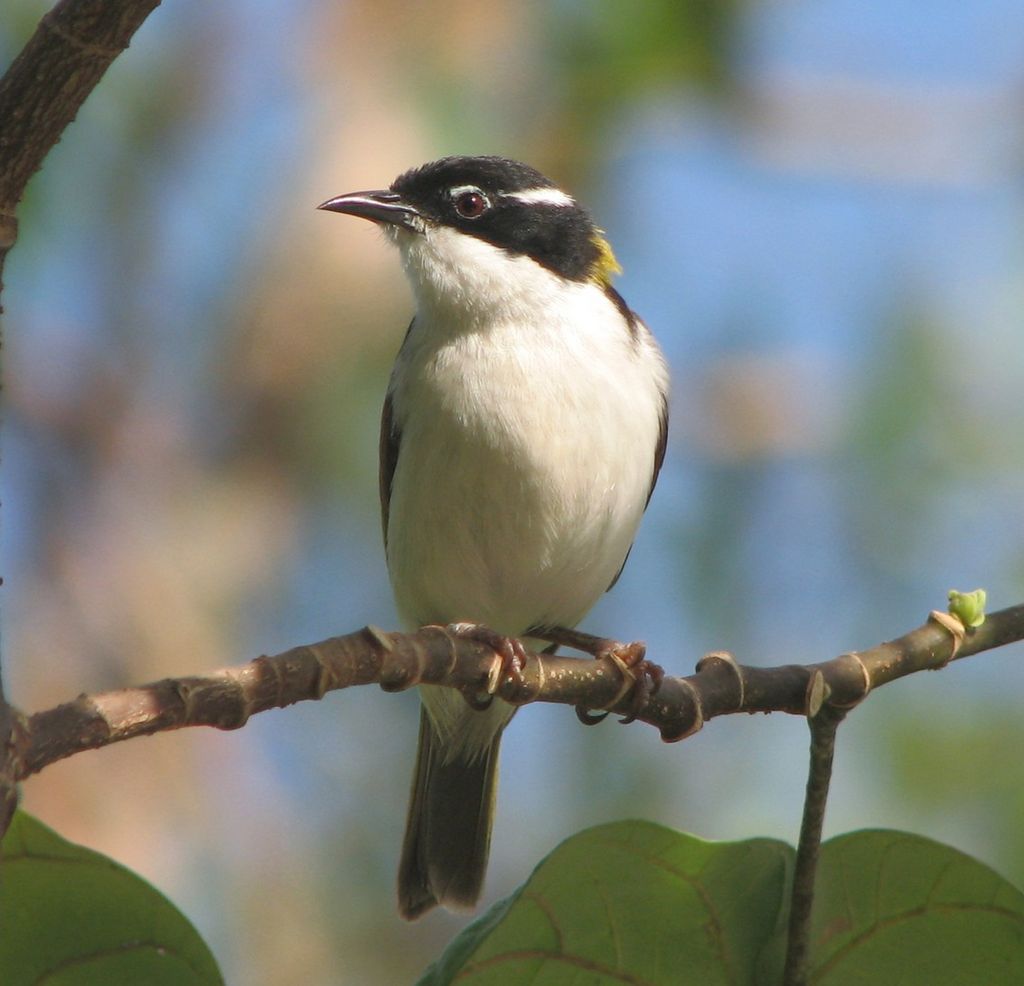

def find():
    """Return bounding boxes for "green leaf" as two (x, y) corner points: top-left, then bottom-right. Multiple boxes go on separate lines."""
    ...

(0, 810), (222, 985)
(809, 830), (1024, 984)
(418, 824), (1024, 985)
(416, 819), (791, 986)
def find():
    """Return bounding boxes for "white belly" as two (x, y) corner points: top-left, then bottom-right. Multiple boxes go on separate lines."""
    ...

(385, 301), (666, 638)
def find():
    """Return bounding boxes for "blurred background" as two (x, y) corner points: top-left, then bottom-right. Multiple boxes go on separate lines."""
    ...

(4, 0), (1024, 981)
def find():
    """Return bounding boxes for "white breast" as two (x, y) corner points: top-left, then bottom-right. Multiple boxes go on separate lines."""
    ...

(384, 226), (668, 639)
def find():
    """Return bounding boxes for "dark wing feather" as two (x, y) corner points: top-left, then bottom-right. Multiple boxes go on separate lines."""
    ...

(379, 389), (400, 545)
(380, 320), (417, 546)
(606, 381), (669, 592)
(646, 390), (669, 508)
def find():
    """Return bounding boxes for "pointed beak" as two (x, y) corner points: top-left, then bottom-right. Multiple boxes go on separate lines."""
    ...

(317, 190), (422, 231)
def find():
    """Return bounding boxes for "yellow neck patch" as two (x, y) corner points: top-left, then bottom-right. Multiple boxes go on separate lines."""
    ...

(589, 232), (622, 287)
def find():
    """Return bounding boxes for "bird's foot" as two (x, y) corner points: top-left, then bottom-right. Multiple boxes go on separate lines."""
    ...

(446, 622), (530, 709)
(604, 642), (663, 723)
(530, 625), (663, 724)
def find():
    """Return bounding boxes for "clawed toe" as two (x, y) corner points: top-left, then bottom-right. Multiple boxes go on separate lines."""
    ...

(529, 625), (663, 725)
(597, 641), (664, 723)
(446, 622), (529, 701)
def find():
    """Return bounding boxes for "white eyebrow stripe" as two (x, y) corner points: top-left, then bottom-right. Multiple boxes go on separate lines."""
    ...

(507, 187), (575, 207)
(449, 184), (486, 199)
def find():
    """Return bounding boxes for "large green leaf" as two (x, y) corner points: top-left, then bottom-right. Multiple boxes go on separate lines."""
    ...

(416, 820), (792, 985)
(809, 830), (1024, 985)
(0, 811), (222, 985)
(417, 823), (1024, 985)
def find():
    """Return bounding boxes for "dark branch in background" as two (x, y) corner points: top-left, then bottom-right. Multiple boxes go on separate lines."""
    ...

(11, 602), (1024, 781)
(0, 0), (163, 833)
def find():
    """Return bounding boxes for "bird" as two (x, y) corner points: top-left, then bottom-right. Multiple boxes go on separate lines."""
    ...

(318, 156), (669, 920)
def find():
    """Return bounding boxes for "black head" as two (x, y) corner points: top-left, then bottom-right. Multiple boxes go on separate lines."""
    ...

(319, 156), (621, 285)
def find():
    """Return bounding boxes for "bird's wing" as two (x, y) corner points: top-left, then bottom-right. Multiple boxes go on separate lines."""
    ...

(380, 320), (416, 546)
(646, 390), (669, 509)
(603, 291), (669, 509)
(606, 373), (669, 592)
(379, 389), (400, 545)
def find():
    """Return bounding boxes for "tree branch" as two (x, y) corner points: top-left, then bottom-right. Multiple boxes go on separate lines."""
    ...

(0, 0), (162, 293)
(0, 0), (163, 835)
(11, 602), (1024, 782)
(783, 705), (846, 986)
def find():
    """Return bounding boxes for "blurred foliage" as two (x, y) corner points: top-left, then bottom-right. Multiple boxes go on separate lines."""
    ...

(543, 0), (743, 176)
(551, 1), (739, 116)
(873, 703), (1024, 888)
(381, 0), (744, 182)
(847, 310), (983, 568)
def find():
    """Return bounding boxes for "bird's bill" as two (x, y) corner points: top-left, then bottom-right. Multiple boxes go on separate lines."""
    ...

(317, 190), (422, 231)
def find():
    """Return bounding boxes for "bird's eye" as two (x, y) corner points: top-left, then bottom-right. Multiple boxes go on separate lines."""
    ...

(454, 190), (488, 219)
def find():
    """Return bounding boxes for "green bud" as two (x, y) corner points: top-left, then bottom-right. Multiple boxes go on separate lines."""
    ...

(947, 588), (987, 628)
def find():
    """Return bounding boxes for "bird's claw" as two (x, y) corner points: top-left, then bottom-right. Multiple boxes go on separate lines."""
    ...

(575, 705), (609, 726)
(446, 622), (529, 708)
(599, 641), (663, 723)
(539, 627), (662, 725)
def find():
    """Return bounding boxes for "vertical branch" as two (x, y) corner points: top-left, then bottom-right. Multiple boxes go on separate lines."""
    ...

(0, 0), (163, 835)
(782, 704), (847, 986)
(0, 0), (163, 296)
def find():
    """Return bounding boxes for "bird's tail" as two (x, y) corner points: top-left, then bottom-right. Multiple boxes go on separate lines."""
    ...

(398, 708), (500, 920)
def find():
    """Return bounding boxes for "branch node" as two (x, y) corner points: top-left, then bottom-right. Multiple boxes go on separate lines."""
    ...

(661, 677), (704, 742)
(805, 669), (828, 717)
(253, 655), (284, 706)
(364, 625), (394, 652)
(833, 651), (871, 707)
(173, 680), (198, 719)
(308, 643), (339, 699)
(378, 628), (441, 693)
(696, 650), (744, 709)
(928, 609), (966, 664)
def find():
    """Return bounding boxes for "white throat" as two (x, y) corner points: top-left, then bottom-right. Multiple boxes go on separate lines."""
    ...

(394, 225), (569, 330)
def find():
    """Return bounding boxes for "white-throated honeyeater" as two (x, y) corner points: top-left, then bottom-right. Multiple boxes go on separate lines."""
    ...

(319, 156), (669, 919)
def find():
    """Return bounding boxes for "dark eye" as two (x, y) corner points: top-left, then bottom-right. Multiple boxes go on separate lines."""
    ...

(454, 190), (488, 219)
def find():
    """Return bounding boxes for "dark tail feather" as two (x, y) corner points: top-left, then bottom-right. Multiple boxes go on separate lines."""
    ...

(398, 709), (500, 920)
